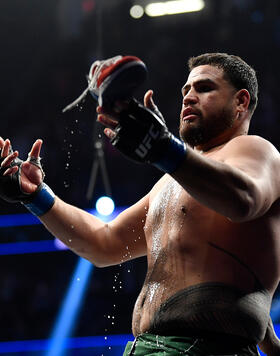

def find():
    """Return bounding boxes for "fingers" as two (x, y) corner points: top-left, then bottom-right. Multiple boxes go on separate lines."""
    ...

(28, 139), (43, 158)
(0, 143), (19, 176)
(0, 137), (4, 150)
(97, 114), (118, 129)
(2, 166), (18, 176)
(96, 106), (118, 130)
(1, 151), (18, 168)
(0, 138), (14, 176)
(144, 89), (155, 109)
(104, 128), (116, 140)
(0, 138), (43, 178)
(0, 138), (11, 157)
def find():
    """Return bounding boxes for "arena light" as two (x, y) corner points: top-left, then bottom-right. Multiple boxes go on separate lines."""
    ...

(45, 211), (117, 356)
(145, 0), (205, 17)
(0, 334), (134, 353)
(130, 4), (144, 18)
(45, 258), (94, 356)
(95, 196), (115, 216)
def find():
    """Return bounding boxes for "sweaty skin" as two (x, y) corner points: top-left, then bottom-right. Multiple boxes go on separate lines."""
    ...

(132, 148), (280, 336)
(1, 65), (280, 353)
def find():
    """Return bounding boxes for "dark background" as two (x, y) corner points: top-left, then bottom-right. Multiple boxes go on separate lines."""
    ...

(0, 0), (280, 346)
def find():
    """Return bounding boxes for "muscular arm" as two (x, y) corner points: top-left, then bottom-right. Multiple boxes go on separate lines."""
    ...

(0, 136), (148, 267)
(40, 194), (148, 267)
(97, 92), (279, 223)
(172, 135), (280, 222)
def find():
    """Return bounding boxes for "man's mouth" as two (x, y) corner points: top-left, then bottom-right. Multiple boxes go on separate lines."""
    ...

(181, 107), (201, 122)
(183, 114), (199, 122)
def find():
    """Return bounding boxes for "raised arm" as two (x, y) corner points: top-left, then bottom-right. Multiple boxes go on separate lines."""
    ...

(40, 194), (148, 267)
(172, 135), (280, 222)
(0, 137), (147, 267)
(97, 93), (280, 223)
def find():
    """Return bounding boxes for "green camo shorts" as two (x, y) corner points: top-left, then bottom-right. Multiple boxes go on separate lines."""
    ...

(122, 333), (259, 355)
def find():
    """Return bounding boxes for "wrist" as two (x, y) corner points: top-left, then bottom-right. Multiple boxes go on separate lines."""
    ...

(152, 134), (187, 173)
(23, 183), (55, 216)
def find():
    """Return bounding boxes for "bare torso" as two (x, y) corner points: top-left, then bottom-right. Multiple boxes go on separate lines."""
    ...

(132, 149), (280, 336)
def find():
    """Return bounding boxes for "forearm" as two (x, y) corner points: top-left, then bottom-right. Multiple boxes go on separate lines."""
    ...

(172, 148), (258, 222)
(39, 196), (113, 266)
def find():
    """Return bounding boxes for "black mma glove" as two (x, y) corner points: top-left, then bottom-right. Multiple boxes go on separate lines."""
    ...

(0, 148), (55, 216)
(111, 99), (187, 173)
(0, 150), (31, 203)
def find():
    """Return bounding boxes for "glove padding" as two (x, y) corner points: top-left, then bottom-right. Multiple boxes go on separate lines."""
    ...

(0, 150), (41, 204)
(111, 98), (173, 164)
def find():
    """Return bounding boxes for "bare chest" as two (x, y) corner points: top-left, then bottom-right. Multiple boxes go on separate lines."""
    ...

(144, 177), (211, 257)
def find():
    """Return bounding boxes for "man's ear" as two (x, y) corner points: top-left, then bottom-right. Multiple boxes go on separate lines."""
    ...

(235, 89), (250, 114)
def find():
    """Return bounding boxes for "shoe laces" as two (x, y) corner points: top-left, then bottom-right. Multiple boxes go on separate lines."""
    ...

(88, 55), (123, 94)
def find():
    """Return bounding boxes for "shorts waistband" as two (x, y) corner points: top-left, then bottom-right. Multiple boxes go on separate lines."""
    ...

(123, 333), (258, 356)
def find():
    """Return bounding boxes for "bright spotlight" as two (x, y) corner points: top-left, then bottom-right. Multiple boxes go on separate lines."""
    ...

(145, 0), (205, 17)
(130, 5), (144, 19)
(96, 196), (115, 216)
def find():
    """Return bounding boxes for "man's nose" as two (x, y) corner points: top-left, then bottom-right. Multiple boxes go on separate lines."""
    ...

(183, 90), (198, 106)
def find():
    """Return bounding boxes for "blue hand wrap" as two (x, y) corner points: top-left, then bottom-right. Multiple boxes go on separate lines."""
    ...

(153, 135), (187, 173)
(23, 183), (55, 216)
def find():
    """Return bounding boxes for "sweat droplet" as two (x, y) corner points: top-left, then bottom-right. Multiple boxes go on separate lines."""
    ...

(71, 225), (74, 229)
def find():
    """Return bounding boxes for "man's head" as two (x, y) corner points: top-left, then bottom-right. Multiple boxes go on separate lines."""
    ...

(188, 53), (258, 113)
(179, 53), (258, 150)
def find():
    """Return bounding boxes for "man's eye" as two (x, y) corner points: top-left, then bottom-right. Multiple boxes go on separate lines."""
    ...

(198, 86), (212, 92)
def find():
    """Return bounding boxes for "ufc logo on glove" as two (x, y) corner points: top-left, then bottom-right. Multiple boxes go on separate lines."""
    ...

(135, 124), (160, 158)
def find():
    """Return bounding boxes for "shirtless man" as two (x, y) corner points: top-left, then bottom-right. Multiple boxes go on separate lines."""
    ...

(1, 53), (280, 355)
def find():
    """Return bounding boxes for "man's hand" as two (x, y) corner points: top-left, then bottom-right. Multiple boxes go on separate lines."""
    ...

(0, 138), (44, 201)
(97, 90), (162, 140)
(97, 90), (186, 173)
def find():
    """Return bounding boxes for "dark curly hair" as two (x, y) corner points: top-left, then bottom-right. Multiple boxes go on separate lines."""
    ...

(188, 53), (258, 113)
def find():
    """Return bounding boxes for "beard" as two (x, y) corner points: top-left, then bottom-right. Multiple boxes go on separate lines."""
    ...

(179, 106), (235, 147)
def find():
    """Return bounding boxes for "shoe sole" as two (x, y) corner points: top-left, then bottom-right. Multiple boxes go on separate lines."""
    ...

(97, 60), (148, 107)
